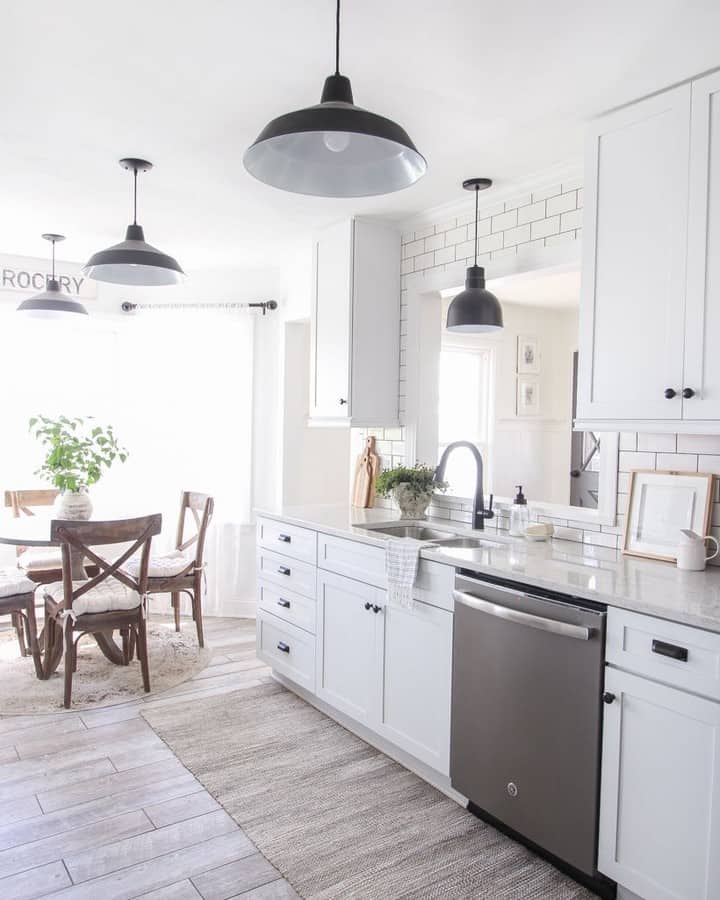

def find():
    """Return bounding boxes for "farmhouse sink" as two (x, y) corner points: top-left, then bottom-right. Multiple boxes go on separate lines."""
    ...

(431, 536), (506, 550)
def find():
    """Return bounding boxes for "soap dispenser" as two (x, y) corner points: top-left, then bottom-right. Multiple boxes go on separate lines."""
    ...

(509, 485), (529, 537)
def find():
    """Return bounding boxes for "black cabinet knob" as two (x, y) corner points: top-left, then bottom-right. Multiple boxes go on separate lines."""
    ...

(682, 387), (695, 399)
(603, 692), (616, 704)
(364, 602), (372, 611)
(664, 388), (677, 399)
(339, 398), (348, 405)
(372, 604), (382, 614)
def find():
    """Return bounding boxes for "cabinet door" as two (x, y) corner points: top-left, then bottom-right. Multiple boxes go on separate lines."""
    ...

(577, 85), (690, 422)
(598, 667), (720, 900)
(316, 570), (382, 725)
(375, 599), (453, 773)
(311, 219), (352, 419)
(683, 71), (720, 420)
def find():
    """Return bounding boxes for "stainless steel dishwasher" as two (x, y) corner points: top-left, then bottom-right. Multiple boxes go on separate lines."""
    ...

(451, 571), (614, 897)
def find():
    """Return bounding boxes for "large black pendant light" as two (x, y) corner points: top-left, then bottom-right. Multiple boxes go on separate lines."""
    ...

(243, 0), (426, 197)
(17, 234), (88, 317)
(83, 159), (185, 286)
(446, 178), (504, 333)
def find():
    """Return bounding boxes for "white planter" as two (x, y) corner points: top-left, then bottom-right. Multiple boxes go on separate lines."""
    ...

(392, 484), (434, 520)
(54, 490), (93, 521)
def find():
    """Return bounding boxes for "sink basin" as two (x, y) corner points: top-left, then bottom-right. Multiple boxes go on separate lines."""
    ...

(432, 536), (506, 550)
(369, 524), (456, 541)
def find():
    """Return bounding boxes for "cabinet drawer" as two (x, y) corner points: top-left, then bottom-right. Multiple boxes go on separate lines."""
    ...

(607, 607), (720, 701)
(256, 548), (316, 599)
(258, 579), (316, 635)
(257, 517), (317, 564)
(317, 533), (386, 588)
(256, 611), (315, 693)
(413, 559), (455, 611)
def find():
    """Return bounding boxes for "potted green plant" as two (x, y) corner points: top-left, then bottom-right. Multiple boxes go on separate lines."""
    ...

(29, 415), (128, 520)
(376, 463), (447, 520)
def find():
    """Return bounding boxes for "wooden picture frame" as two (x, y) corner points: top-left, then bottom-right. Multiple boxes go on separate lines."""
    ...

(622, 469), (715, 562)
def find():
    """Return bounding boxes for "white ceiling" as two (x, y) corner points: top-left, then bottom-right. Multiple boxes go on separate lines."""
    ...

(2, 0), (719, 273)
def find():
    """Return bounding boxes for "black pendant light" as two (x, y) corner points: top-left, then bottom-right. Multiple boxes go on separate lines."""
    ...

(17, 234), (88, 317)
(243, 0), (426, 197)
(83, 159), (185, 286)
(446, 178), (504, 333)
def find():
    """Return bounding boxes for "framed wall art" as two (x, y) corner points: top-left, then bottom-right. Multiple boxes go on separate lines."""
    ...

(622, 469), (715, 562)
(517, 335), (540, 374)
(516, 376), (541, 417)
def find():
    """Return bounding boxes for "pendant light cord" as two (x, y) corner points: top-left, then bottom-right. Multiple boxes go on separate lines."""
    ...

(474, 184), (479, 267)
(51, 238), (56, 281)
(133, 167), (138, 225)
(335, 0), (341, 74)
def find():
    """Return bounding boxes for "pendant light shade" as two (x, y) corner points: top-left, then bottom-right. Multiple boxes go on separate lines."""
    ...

(446, 179), (504, 333)
(83, 159), (185, 286)
(17, 234), (88, 318)
(243, 2), (426, 197)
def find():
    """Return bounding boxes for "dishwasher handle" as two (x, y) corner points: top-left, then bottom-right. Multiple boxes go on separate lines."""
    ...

(453, 589), (592, 641)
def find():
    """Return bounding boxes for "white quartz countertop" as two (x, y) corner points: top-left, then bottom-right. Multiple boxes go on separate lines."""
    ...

(256, 504), (720, 634)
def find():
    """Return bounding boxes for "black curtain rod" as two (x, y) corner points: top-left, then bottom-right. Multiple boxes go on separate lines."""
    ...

(121, 300), (278, 316)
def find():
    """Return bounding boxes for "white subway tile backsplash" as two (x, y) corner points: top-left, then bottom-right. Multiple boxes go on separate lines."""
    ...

(531, 183), (562, 202)
(656, 453), (698, 472)
(619, 433), (637, 451)
(504, 193), (532, 211)
(517, 200), (547, 225)
(530, 216), (560, 240)
(503, 224), (532, 247)
(414, 225), (436, 240)
(404, 238), (425, 258)
(445, 225), (469, 245)
(560, 208), (583, 231)
(424, 233), (445, 252)
(637, 433), (677, 452)
(547, 191), (577, 216)
(491, 209), (518, 233)
(414, 251), (434, 270)
(434, 246), (456, 266)
(561, 176), (583, 193)
(583, 531), (618, 549)
(400, 258), (413, 276)
(698, 455), (720, 475)
(477, 233), (504, 255)
(545, 230), (576, 246)
(677, 434), (720, 454)
(619, 451), (656, 471)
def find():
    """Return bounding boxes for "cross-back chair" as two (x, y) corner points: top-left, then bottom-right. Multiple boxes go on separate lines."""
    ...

(0, 568), (43, 678)
(128, 492), (214, 648)
(42, 514), (162, 708)
(4, 490), (62, 586)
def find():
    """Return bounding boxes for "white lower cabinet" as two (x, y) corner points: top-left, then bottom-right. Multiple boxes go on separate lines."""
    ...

(315, 566), (453, 773)
(376, 599), (453, 773)
(598, 666), (720, 900)
(316, 569), (383, 726)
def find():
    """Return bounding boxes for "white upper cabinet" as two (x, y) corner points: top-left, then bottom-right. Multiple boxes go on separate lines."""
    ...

(310, 218), (400, 426)
(683, 70), (720, 421)
(577, 84), (691, 426)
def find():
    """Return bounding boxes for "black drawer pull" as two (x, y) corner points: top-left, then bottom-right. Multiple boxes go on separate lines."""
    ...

(372, 604), (382, 614)
(652, 639), (688, 662)
(278, 534), (291, 543)
(603, 692), (616, 704)
(277, 598), (291, 609)
(277, 641), (290, 653)
(364, 602), (373, 611)
(277, 566), (291, 576)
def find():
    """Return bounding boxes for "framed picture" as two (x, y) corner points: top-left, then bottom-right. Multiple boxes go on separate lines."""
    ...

(622, 469), (715, 562)
(517, 376), (540, 417)
(517, 335), (540, 374)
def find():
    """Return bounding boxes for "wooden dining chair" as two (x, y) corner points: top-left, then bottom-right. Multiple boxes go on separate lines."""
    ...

(127, 492), (214, 648)
(41, 514), (162, 708)
(0, 568), (43, 678)
(4, 489), (62, 584)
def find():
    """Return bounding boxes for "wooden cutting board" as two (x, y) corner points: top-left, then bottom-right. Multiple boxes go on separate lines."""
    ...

(352, 436), (380, 507)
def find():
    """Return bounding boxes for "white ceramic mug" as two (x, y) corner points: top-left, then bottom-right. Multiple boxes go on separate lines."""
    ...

(677, 529), (720, 571)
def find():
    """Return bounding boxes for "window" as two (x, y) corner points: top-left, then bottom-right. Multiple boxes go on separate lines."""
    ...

(438, 347), (493, 497)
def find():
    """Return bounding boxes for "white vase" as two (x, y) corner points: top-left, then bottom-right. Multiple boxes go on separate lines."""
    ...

(54, 490), (93, 521)
(392, 484), (434, 520)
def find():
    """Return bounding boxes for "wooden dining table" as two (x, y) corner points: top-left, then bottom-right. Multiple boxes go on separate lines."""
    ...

(0, 510), (157, 673)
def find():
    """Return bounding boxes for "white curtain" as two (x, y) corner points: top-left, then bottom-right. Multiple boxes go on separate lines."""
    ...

(0, 306), (255, 615)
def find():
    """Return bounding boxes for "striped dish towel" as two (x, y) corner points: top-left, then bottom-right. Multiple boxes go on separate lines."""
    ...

(385, 538), (423, 609)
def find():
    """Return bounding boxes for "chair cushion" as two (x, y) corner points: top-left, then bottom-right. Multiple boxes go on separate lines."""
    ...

(40, 580), (141, 616)
(126, 550), (193, 579)
(17, 547), (63, 572)
(0, 567), (36, 598)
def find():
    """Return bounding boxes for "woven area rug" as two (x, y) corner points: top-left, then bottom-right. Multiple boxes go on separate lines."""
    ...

(0, 622), (211, 713)
(142, 681), (596, 900)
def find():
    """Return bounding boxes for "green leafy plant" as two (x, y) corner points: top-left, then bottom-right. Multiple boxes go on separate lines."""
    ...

(29, 415), (128, 493)
(376, 463), (448, 499)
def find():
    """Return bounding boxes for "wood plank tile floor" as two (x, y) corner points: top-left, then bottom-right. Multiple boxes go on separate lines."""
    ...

(0, 617), (300, 900)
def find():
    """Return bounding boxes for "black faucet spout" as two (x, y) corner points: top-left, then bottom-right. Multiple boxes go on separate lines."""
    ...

(434, 441), (493, 531)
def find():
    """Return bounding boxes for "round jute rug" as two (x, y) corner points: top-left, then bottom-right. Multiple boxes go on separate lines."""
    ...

(0, 622), (211, 713)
